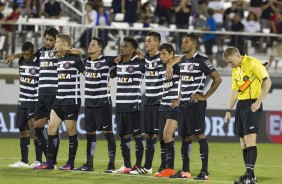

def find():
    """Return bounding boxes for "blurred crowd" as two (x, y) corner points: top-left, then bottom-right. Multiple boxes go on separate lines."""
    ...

(1, 0), (282, 68)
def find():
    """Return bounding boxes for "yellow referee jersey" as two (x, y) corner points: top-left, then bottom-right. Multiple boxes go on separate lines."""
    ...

(231, 55), (269, 100)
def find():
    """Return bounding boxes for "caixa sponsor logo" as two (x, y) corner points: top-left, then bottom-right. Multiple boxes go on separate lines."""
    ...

(266, 112), (282, 144)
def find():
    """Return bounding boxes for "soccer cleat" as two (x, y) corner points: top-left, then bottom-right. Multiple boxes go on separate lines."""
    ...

(234, 173), (256, 184)
(28, 161), (41, 168)
(130, 167), (152, 175)
(194, 171), (210, 180)
(8, 161), (29, 168)
(74, 164), (94, 171)
(169, 170), (192, 179)
(112, 165), (132, 174)
(154, 167), (165, 176)
(34, 162), (54, 170)
(155, 168), (175, 177)
(58, 163), (74, 170)
(105, 163), (115, 173)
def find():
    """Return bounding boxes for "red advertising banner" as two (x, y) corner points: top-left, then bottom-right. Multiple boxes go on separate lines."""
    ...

(266, 111), (282, 144)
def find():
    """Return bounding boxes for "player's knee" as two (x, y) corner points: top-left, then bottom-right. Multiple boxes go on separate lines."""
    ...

(196, 134), (206, 140)
(181, 136), (192, 141)
(20, 130), (29, 138)
(163, 134), (173, 143)
(121, 134), (130, 139)
(34, 118), (46, 128)
(133, 134), (143, 139)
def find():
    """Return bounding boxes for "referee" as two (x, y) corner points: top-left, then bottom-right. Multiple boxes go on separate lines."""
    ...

(223, 47), (271, 184)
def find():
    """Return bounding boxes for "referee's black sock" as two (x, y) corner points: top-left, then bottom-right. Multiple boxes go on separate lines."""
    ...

(86, 133), (96, 167)
(46, 135), (57, 165)
(120, 137), (131, 168)
(134, 136), (144, 168)
(165, 141), (175, 169)
(20, 137), (30, 164)
(160, 139), (166, 169)
(242, 148), (248, 170)
(34, 139), (42, 163)
(199, 138), (209, 173)
(34, 127), (47, 158)
(181, 140), (192, 172)
(144, 137), (156, 169)
(246, 146), (257, 177)
(68, 134), (78, 165)
(53, 134), (60, 165)
(104, 133), (116, 164)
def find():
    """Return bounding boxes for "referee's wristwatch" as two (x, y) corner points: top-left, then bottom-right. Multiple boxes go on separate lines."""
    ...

(225, 109), (231, 112)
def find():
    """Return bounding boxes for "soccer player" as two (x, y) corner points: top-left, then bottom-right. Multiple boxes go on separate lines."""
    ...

(111, 37), (145, 174)
(8, 42), (40, 168)
(35, 33), (85, 170)
(176, 33), (222, 180)
(74, 37), (116, 172)
(223, 47), (271, 184)
(154, 43), (182, 178)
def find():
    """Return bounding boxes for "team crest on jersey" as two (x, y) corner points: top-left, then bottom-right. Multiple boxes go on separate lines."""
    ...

(94, 61), (102, 69)
(29, 67), (37, 75)
(126, 65), (134, 73)
(63, 62), (71, 69)
(188, 64), (195, 71)
(154, 60), (158, 67)
(48, 50), (56, 58)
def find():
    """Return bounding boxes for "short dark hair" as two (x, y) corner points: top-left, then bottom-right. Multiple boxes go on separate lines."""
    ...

(123, 37), (138, 50)
(44, 27), (59, 38)
(22, 41), (34, 52)
(184, 32), (199, 47)
(147, 31), (161, 43)
(159, 43), (175, 55)
(92, 37), (105, 50)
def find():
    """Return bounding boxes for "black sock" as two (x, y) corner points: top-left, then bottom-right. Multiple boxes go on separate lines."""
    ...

(120, 137), (131, 168)
(34, 127), (47, 158)
(160, 139), (166, 169)
(242, 148), (247, 170)
(165, 141), (175, 169)
(34, 139), (42, 162)
(68, 134), (78, 164)
(134, 136), (144, 168)
(199, 138), (209, 173)
(20, 137), (30, 163)
(181, 140), (192, 172)
(86, 133), (96, 167)
(104, 133), (116, 164)
(144, 137), (156, 169)
(53, 134), (60, 165)
(46, 135), (57, 165)
(246, 146), (257, 177)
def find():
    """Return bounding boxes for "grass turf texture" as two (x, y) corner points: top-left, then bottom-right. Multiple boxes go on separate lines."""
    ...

(0, 138), (281, 184)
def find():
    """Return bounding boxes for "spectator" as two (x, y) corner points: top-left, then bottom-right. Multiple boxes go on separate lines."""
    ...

(249, 0), (263, 19)
(44, 0), (62, 18)
(156, 0), (173, 24)
(203, 8), (217, 65)
(229, 13), (245, 54)
(0, 2), (7, 59)
(110, 0), (122, 21)
(26, 0), (42, 18)
(96, 5), (111, 46)
(138, 2), (154, 23)
(198, 0), (208, 18)
(122, 0), (141, 25)
(223, 1), (244, 31)
(158, 17), (170, 44)
(208, 0), (225, 29)
(13, 0), (26, 8)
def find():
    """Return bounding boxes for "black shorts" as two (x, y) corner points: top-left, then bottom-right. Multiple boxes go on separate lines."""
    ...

(34, 95), (56, 121)
(16, 106), (35, 131)
(85, 105), (113, 132)
(52, 104), (80, 121)
(116, 111), (142, 136)
(180, 101), (207, 136)
(143, 105), (160, 134)
(235, 100), (263, 138)
(159, 109), (179, 138)
(204, 39), (216, 55)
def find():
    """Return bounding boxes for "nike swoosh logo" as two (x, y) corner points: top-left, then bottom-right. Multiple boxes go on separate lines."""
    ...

(29, 113), (34, 116)
(154, 128), (159, 131)
(133, 129), (139, 132)
(68, 114), (74, 117)
(103, 125), (109, 129)
(195, 129), (201, 132)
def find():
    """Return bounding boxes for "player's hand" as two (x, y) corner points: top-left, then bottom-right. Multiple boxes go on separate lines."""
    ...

(191, 93), (206, 103)
(170, 99), (180, 108)
(6, 54), (15, 64)
(165, 64), (173, 80)
(114, 56), (121, 64)
(136, 50), (145, 59)
(251, 101), (261, 112)
(224, 112), (231, 123)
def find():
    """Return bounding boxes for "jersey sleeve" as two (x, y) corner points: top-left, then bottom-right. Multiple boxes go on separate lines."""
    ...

(251, 59), (269, 82)
(200, 58), (216, 75)
(75, 56), (85, 73)
(105, 56), (117, 68)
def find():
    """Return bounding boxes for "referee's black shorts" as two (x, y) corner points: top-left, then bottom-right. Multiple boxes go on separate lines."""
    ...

(234, 99), (262, 138)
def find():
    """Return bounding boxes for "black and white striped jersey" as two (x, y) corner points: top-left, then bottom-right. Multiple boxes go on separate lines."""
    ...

(53, 54), (85, 106)
(178, 53), (215, 108)
(18, 57), (40, 108)
(84, 55), (116, 107)
(112, 56), (145, 112)
(37, 47), (58, 95)
(159, 64), (180, 111)
(144, 52), (163, 105)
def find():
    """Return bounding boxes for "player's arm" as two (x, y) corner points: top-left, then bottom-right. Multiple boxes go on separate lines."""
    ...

(165, 55), (181, 79)
(225, 89), (238, 123)
(6, 53), (23, 64)
(251, 77), (272, 112)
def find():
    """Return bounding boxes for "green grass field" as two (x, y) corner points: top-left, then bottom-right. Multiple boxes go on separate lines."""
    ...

(0, 138), (281, 184)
